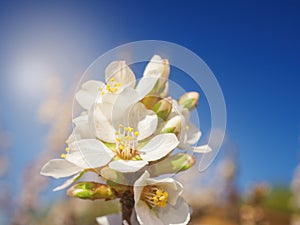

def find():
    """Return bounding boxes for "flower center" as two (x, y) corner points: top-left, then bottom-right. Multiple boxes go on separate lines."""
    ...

(99, 77), (122, 95)
(141, 185), (169, 208)
(115, 124), (140, 160)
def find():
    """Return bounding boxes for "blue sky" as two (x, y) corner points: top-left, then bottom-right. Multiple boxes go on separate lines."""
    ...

(0, 0), (299, 192)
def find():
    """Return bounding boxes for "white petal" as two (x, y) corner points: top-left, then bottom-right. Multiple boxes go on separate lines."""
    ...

(70, 114), (95, 141)
(140, 133), (179, 162)
(68, 139), (114, 168)
(101, 92), (118, 104)
(133, 171), (150, 204)
(109, 160), (148, 173)
(136, 201), (164, 225)
(89, 103), (116, 143)
(105, 61), (136, 88)
(72, 114), (88, 124)
(129, 103), (158, 140)
(143, 55), (169, 79)
(135, 76), (159, 100)
(162, 180), (183, 206)
(96, 216), (110, 225)
(110, 87), (140, 127)
(186, 123), (201, 145)
(53, 172), (82, 191)
(75, 80), (104, 110)
(158, 197), (190, 225)
(40, 159), (82, 178)
(193, 145), (212, 153)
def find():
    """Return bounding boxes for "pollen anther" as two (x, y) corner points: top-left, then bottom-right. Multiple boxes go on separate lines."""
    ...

(115, 124), (140, 160)
(142, 186), (169, 208)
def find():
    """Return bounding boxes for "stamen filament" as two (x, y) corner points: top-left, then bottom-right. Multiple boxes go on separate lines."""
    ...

(115, 124), (140, 160)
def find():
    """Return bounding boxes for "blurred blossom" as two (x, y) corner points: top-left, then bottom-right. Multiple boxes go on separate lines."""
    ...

(240, 184), (270, 225)
(10, 76), (75, 225)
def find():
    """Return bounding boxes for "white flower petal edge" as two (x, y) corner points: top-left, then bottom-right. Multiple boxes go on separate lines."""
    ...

(109, 160), (148, 173)
(135, 76), (160, 100)
(136, 201), (164, 225)
(68, 139), (114, 169)
(135, 55), (169, 100)
(143, 55), (169, 79)
(193, 144), (212, 153)
(75, 80), (104, 110)
(134, 171), (190, 225)
(105, 61), (136, 89)
(40, 159), (82, 179)
(171, 100), (207, 151)
(69, 114), (95, 142)
(157, 197), (190, 225)
(89, 103), (116, 143)
(129, 102), (158, 140)
(186, 123), (202, 145)
(140, 133), (179, 162)
(53, 172), (83, 192)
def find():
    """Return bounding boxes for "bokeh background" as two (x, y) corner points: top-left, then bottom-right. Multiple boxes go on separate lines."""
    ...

(0, 1), (299, 224)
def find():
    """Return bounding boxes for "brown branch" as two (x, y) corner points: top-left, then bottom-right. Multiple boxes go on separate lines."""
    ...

(120, 189), (134, 225)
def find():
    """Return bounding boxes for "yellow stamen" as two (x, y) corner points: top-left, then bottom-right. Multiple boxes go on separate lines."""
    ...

(115, 124), (140, 160)
(134, 131), (139, 136)
(142, 186), (169, 208)
(65, 147), (69, 152)
(61, 154), (66, 159)
(110, 77), (115, 82)
(116, 137), (121, 142)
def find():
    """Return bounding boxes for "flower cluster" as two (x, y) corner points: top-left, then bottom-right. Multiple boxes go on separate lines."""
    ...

(41, 55), (211, 225)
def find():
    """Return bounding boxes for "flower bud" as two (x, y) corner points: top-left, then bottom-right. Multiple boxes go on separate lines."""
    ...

(141, 96), (161, 109)
(178, 92), (199, 110)
(153, 98), (172, 120)
(67, 182), (116, 200)
(144, 55), (170, 96)
(161, 115), (182, 135)
(148, 153), (195, 176)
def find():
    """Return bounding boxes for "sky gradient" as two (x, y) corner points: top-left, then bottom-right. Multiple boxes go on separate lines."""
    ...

(0, 0), (299, 192)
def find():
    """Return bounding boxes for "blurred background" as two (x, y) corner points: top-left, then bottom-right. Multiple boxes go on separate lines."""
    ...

(0, 0), (299, 224)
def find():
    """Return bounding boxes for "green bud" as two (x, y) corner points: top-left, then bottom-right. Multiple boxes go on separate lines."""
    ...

(141, 96), (161, 109)
(67, 182), (116, 200)
(178, 92), (200, 110)
(153, 98), (172, 120)
(161, 115), (182, 135)
(148, 153), (195, 176)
